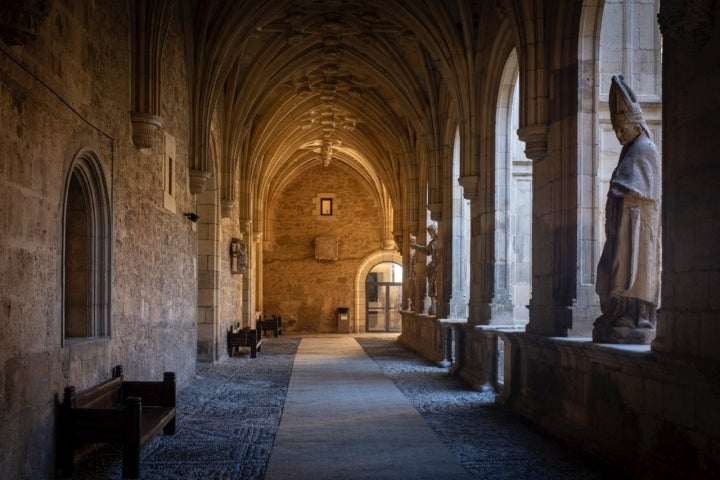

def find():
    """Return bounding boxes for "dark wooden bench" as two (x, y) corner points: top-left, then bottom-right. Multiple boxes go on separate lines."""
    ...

(258, 314), (282, 337)
(227, 322), (262, 358)
(57, 365), (176, 479)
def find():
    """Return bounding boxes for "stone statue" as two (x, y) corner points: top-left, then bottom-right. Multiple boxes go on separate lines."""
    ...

(410, 223), (438, 315)
(593, 75), (661, 344)
(407, 234), (417, 311)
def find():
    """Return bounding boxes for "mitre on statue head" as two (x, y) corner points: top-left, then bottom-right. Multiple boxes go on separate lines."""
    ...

(609, 74), (650, 135)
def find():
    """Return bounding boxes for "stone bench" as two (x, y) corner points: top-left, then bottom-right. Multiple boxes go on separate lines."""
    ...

(57, 365), (176, 479)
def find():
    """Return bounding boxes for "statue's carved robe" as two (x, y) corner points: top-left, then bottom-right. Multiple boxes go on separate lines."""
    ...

(596, 134), (661, 312)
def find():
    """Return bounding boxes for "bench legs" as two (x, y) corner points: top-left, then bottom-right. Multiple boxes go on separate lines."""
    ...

(58, 441), (75, 477)
(123, 397), (142, 478)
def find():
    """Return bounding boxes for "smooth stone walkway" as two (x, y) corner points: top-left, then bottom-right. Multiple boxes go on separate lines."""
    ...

(265, 336), (473, 480)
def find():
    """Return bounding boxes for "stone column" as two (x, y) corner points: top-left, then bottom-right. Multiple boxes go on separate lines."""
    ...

(654, 0), (719, 361)
(129, 0), (174, 149)
(459, 175), (482, 324)
(253, 230), (263, 323)
(240, 220), (253, 327)
(196, 187), (220, 362)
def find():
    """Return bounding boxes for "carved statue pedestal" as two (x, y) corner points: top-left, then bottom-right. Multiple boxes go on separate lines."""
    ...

(592, 316), (656, 344)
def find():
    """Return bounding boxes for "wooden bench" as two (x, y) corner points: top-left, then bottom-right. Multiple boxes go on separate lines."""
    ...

(227, 323), (262, 358)
(258, 314), (282, 337)
(57, 365), (176, 479)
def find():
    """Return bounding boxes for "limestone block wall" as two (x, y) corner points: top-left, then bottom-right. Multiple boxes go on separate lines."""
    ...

(263, 163), (383, 332)
(219, 218), (245, 357)
(498, 333), (720, 478)
(397, 312), (448, 366)
(0, 2), (196, 478)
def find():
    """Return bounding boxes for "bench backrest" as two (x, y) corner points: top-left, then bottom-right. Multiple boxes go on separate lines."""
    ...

(73, 376), (123, 409)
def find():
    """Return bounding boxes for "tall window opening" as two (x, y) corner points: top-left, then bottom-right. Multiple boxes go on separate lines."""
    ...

(496, 48), (531, 326)
(63, 150), (111, 342)
(450, 128), (470, 318)
(575, 0), (663, 335)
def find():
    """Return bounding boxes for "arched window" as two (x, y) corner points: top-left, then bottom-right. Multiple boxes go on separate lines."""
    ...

(450, 128), (470, 318)
(63, 149), (111, 342)
(576, 0), (662, 332)
(496, 48), (531, 326)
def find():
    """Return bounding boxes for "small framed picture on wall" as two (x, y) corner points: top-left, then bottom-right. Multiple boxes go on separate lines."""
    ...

(320, 198), (333, 216)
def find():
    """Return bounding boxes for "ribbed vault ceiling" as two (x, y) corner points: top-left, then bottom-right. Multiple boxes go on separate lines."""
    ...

(187, 0), (477, 222)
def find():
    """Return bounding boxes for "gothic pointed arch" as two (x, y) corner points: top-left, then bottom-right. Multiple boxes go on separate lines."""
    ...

(63, 148), (112, 342)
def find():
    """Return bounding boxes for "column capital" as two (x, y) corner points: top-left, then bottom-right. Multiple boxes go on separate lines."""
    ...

(130, 112), (163, 149)
(220, 199), (236, 219)
(189, 169), (212, 195)
(458, 175), (480, 199)
(517, 124), (549, 161)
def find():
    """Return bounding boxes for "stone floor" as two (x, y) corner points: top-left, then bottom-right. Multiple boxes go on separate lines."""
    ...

(69, 335), (630, 479)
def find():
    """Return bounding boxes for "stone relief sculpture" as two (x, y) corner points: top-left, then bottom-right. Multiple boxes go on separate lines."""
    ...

(410, 223), (438, 316)
(593, 74), (661, 344)
(230, 238), (248, 274)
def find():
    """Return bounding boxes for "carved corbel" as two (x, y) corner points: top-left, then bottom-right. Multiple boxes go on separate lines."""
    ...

(130, 112), (163, 149)
(458, 175), (481, 199)
(428, 203), (443, 222)
(517, 124), (549, 161)
(130, 0), (173, 149)
(221, 199), (236, 219)
(189, 169), (212, 195)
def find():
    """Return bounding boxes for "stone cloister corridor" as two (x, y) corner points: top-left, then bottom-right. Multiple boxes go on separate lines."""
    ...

(67, 334), (630, 479)
(1, 0), (719, 478)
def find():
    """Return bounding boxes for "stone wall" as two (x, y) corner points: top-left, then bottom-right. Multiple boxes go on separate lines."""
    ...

(498, 333), (720, 478)
(0, 1), (196, 477)
(397, 312), (448, 366)
(263, 163), (383, 332)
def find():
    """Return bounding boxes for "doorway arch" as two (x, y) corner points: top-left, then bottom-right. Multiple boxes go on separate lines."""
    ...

(365, 262), (403, 332)
(354, 250), (403, 333)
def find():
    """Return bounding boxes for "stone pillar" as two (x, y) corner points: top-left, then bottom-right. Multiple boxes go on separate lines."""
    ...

(253, 230), (263, 323)
(196, 187), (220, 362)
(129, 0), (174, 149)
(654, 0), (720, 361)
(240, 220), (253, 327)
(459, 175), (482, 325)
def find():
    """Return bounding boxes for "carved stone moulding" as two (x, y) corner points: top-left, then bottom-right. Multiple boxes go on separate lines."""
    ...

(458, 175), (481, 199)
(517, 123), (549, 161)
(189, 169), (212, 195)
(130, 111), (163, 149)
(427, 202), (443, 221)
(221, 199), (236, 219)
(0, 0), (50, 46)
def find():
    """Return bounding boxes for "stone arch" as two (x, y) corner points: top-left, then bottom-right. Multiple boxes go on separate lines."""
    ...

(494, 48), (531, 326)
(575, 0), (663, 337)
(62, 147), (111, 342)
(353, 250), (403, 333)
(196, 118), (223, 361)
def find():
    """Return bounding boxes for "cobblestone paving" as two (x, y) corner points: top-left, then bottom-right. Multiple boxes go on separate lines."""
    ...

(356, 337), (631, 480)
(70, 336), (630, 479)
